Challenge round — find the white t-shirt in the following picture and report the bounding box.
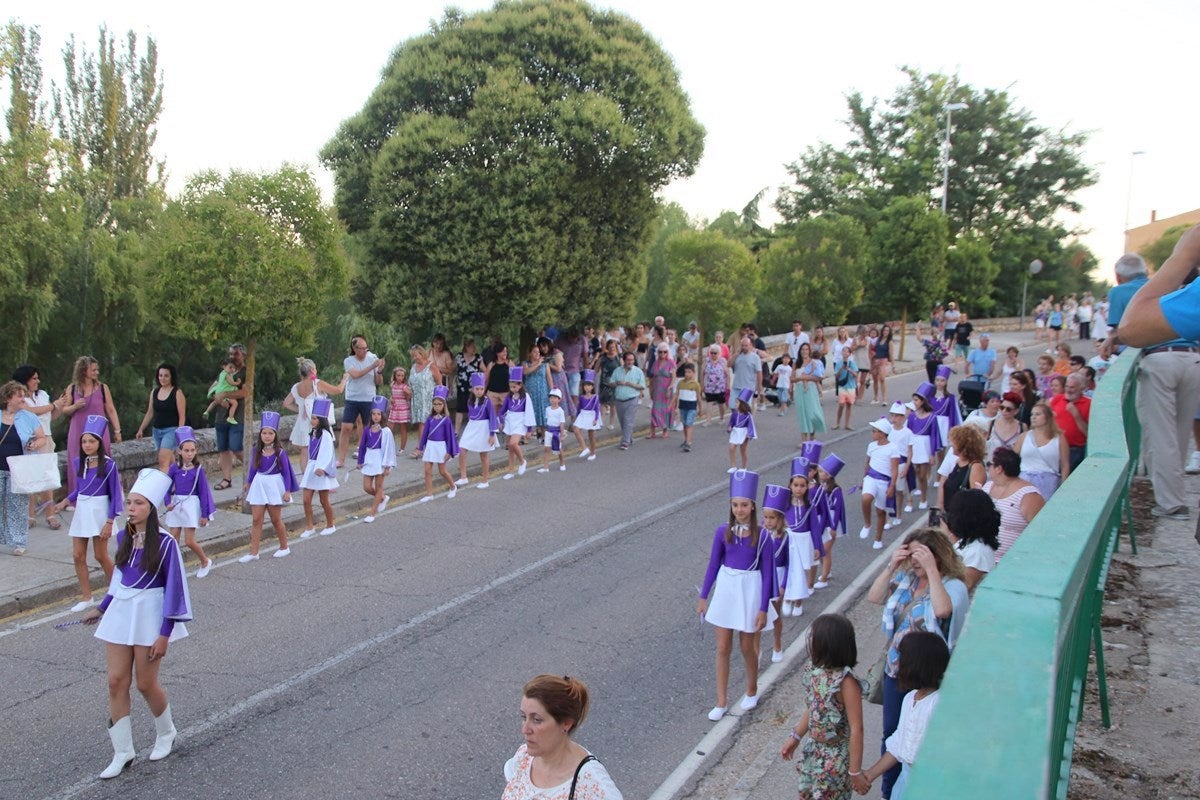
[888,426,915,461]
[24,389,52,435]
[544,405,567,428]
[785,331,810,360]
[868,440,899,475]
[682,330,700,354]
[956,538,996,572]
[773,364,794,388]
[343,352,381,401]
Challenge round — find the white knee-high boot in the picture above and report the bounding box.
[149,704,177,761]
[100,716,136,779]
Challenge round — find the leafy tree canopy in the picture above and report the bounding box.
[1139,224,1192,270]
[661,230,758,340]
[759,214,867,331]
[321,0,704,335]
[866,196,947,321]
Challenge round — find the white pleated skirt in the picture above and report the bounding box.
[246,474,289,506]
[784,534,814,602]
[502,413,527,436]
[729,427,749,446]
[361,449,386,477]
[95,586,187,646]
[164,495,202,528]
[936,416,950,447]
[69,495,110,538]
[911,435,932,464]
[704,565,779,633]
[422,441,448,464]
[459,419,495,453]
[573,411,602,431]
[300,462,338,491]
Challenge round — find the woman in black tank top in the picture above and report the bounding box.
[135,363,186,471]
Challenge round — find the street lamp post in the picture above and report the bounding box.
[1021,259,1044,330]
[941,102,969,215]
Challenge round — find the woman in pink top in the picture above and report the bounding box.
[983,447,1045,561]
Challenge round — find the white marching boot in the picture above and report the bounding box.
[149,704,177,761]
[100,716,136,778]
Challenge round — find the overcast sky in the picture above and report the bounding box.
[8,0,1197,281]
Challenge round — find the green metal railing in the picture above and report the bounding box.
[908,348,1141,799]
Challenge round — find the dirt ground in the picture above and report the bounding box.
[1068,480,1200,800]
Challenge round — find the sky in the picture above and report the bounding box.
[7,0,1198,281]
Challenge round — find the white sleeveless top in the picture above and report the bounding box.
[1019,434,1060,476]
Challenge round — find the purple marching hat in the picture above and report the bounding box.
[311,398,333,419]
[371,395,389,414]
[791,457,809,478]
[509,366,524,383]
[175,426,196,446]
[737,388,754,405]
[818,453,846,478]
[261,411,281,431]
[800,441,823,467]
[581,369,596,384]
[470,372,486,389]
[935,364,953,381]
[913,382,936,404]
[762,484,790,514]
[83,415,108,438]
[433,385,450,401]
[729,469,759,501]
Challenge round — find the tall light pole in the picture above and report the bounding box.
[941,102,969,215]
[1124,149,1145,235]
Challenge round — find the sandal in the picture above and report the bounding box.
[46,514,62,530]
[213,479,234,491]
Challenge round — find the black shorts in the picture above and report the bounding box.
[704,391,726,403]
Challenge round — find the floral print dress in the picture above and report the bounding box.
[797,663,860,800]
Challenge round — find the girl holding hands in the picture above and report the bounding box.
[299,398,338,539]
[55,415,121,611]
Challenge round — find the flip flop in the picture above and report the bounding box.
[46,514,62,530]
[213,479,233,491]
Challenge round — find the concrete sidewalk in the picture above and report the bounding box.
[0,327,1040,621]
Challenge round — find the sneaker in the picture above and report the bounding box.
[790,605,804,617]
[319,526,336,536]
[196,560,212,579]
[814,580,829,589]
[300,528,316,539]
[379,495,390,513]
[455,477,469,486]
[587,454,596,461]
[740,694,759,710]
[859,526,871,539]
[904,504,913,513]
[683,444,691,453]
[708,706,727,721]
[619,443,629,451]
[273,548,291,558]
[503,473,515,480]
[771,649,783,663]
[364,515,375,523]
[517,461,527,476]
[477,482,490,489]
[579,448,591,459]
[727,467,737,474]
[912,489,922,497]
[447,488,457,499]
[420,495,433,502]
[872,541,884,549]
[537,467,550,474]
[559,465,566,472]
[71,600,96,613]
[238,554,260,563]
[1151,505,1190,520]
[931,480,940,488]
[918,501,929,510]
[1188,451,1200,475]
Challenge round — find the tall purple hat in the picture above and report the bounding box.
[800,441,824,467]
[83,415,108,438]
[433,385,450,401]
[175,426,196,446]
[371,395,389,414]
[762,484,790,514]
[470,372,486,389]
[729,469,760,501]
[791,457,808,478]
[509,366,524,383]
[818,453,846,477]
[581,369,596,384]
[311,398,333,420]
[737,388,754,405]
[935,364,953,381]
[261,411,281,431]
[913,382,936,404]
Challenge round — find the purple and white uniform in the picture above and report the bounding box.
[783,501,816,602]
[357,426,397,476]
[460,399,500,452]
[931,393,961,450]
[420,414,460,464]
[245,450,299,506]
[573,395,602,431]
[94,529,192,646]
[164,463,217,529]
[728,410,757,446]
[67,458,123,538]
[699,524,778,634]
[823,486,847,543]
[502,393,536,437]
[906,412,940,464]
[301,429,338,491]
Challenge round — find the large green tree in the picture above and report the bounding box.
[758,215,867,331]
[1140,224,1192,270]
[661,230,758,340]
[636,201,694,323]
[945,234,998,316]
[321,0,704,335]
[778,68,1095,312]
[868,197,948,351]
[147,167,350,464]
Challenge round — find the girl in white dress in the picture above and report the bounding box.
[356,396,396,522]
[571,370,602,460]
[457,373,499,489]
[300,398,338,538]
[240,412,297,562]
[282,357,345,470]
[501,366,535,479]
[163,426,214,577]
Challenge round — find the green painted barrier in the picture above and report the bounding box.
[906,348,1141,799]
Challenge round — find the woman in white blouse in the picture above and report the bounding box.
[942,488,1001,592]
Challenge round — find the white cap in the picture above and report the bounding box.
[888,401,908,416]
[869,418,892,435]
[549,388,563,398]
[130,468,172,513]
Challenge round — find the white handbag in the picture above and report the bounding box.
[8,452,62,494]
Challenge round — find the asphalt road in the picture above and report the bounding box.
[0,352,1036,800]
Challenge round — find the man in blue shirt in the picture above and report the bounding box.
[1113,235,1200,520]
[965,333,996,383]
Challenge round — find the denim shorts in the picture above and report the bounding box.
[216,421,244,453]
[567,372,581,397]
[152,426,178,451]
[679,407,697,428]
[342,399,373,427]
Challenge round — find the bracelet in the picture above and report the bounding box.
[789,731,803,742]
[850,770,863,777]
